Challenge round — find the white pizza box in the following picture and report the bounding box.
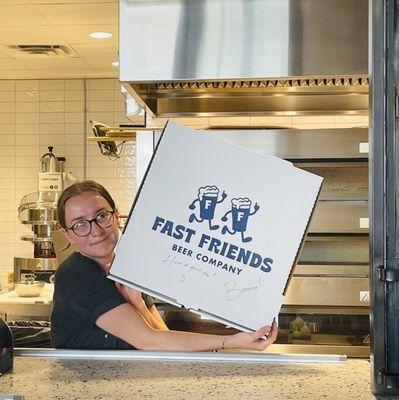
[108,122,323,332]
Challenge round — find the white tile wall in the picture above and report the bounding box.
[0,77,370,288]
[0,78,136,287]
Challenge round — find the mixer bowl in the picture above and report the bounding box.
[15,281,45,297]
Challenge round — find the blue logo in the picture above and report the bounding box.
[189,185,227,230]
[188,187,260,243]
[152,188,272,275]
[221,198,260,243]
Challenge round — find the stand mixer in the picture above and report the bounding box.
[14,147,75,283]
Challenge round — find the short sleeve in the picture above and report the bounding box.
[59,256,127,326]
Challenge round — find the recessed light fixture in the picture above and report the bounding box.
[89,31,113,39]
[111,61,119,67]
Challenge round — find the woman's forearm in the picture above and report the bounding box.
[136,322,277,352]
[140,328,229,351]
[97,303,277,352]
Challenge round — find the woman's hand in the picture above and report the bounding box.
[115,282,145,309]
[224,319,278,351]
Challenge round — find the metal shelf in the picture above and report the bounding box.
[87,136,135,142]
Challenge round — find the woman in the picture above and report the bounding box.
[51,180,278,351]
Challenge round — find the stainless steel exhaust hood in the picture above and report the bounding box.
[119,0,368,117]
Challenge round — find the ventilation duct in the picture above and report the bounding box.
[119,0,369,116]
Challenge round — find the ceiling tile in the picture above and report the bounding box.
[55,24,118,44]
[96,68,118,78]
[0,0,120,79]
[0,50,11,59]
[33,69,103,78]
[0,70,37,79]
[0,58,28,71]
[85,58,119,69]
[35,3,118,25]
[0,26,65,45]
[17,57,93,70]
[31,0,117,3]
[0,5,48,26]
[0,0,29,4]
[71,43,118,59]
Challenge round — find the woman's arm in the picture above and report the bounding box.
[115,283,168,331]
[96,303,278,352]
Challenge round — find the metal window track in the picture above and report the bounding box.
[14,348,346,364]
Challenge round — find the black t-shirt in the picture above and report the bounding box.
[51,252,153,350]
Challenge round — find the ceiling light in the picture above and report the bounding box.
[111,61,119,67]
[89,32,113,39]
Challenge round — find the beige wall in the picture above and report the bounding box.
[0,78,134,287]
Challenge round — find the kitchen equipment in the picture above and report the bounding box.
[14,147,75,283]
[0,284,54,321]
[14,281,45,298]
[0,317,13,375]
[126,0,371,358]
[119,0,368,117]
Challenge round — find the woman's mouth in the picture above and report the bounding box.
[90,236,109,246]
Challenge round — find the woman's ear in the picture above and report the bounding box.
[61,227,77,246]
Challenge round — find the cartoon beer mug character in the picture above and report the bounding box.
[189,185,227,230]
[221,197,260,243]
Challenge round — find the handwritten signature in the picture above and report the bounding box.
[222,277,261,301]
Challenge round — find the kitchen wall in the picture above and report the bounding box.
[0,77,369,288]
[0,78,133,287]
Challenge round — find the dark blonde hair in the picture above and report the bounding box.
[57,180,116,229]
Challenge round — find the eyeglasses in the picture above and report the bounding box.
[66,210,115,237]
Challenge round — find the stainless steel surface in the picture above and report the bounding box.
[0,303,52,320]
[18,191,59,259]
[309,201,368,234]
[18,191,58,226]
[293,264,369,277]
[216,128,368,160]
[288,263,369,309]
[129,79,369,117]
[299,237,369,264]
[120,0,367,81]
[284,277,369,307]
[19,208,58,226]
[14,257,58,283]
[300,164,368,201]
[120,0,368,116]
[14,348,347,363]
[14,257,57,271]
[280,306,370,316]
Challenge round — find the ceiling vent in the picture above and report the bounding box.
[2,45,79,59]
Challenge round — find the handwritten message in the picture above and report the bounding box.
[159,252,262,301]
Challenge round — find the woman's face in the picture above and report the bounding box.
[62,191,119,267]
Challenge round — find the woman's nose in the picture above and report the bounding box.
[90,220,104,235]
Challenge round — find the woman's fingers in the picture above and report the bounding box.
[255,320,278,350]
[252,325,272,339]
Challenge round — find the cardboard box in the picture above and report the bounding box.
[108,123,323,331]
